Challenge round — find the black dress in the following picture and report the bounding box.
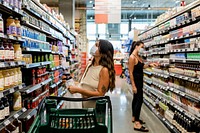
[132,56,144,121]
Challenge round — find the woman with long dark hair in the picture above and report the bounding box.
[68,39,115,108]
[128,41,158,132]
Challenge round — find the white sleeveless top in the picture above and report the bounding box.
[80,65,103,108]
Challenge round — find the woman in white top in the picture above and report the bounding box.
[68,39,115,108]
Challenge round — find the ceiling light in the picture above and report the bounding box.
[89,0,93,3]
[90,16,93,19]
[148,5,151,10]
[132,1,137,4]
[175,0,180,3]
[134,16,136,19]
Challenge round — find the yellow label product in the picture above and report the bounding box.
[6,16,16,36]
[14,43,22,61]
[13,91,22,111]
[0,71,4,90]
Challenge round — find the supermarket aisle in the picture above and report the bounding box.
[107,77,170,133]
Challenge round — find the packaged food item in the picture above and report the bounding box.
[0,100,5,122]
[8,41,14,61]
[14,43,22,61]
[17,67,22,84]
[0,14,4,33]
[13,91,22,111]
[0,70,4,91]
[15,18,21,37]
[0,42,4,62]
[2,70,10,89]
[6,16,16,36]
[2,97,10,118]
[4,42,10,61]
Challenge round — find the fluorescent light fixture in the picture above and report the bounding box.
[175,0,180,3]
[90,16,93,19]
[132,1,137,4]
[148,4,151,10]
[89,0,93,3]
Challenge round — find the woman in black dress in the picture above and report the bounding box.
[128,41,158,132]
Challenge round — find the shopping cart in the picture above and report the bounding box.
[28,96,113,133]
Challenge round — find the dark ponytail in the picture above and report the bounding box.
[129,41,144,56]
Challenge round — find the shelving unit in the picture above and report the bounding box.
[0,0,81,132]
[139,1,200,132]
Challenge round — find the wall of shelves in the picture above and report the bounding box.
[139,1,200,132]
[0,0,81,132]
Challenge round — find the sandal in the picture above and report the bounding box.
[132,119,146,124]
[134,126,149,132]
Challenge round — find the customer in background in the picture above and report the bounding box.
[68,39,115,108]
[128,41,158,132]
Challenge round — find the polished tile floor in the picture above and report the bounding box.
[107,77,170,133]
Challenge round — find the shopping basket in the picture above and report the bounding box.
[28,96,113,133]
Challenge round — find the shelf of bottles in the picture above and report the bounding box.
[0,0,80,132]
[139,1,200,132]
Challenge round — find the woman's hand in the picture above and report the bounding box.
[149,62,159,67]
[68,86,79,94]
[132,86,137,94]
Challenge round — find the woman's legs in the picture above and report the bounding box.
[132,93,137,121]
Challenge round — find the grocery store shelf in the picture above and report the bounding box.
[36,72,49,77]
[152,82,168,91]
[169,72,200,83]
[169,48,200,53]
[139,0,200,36]
[50,66,61,71]
[144,83,200,120]
[167,87,200,103]
[0,108,27,131]
[19,108,37,121]
[50,80,62,88]
[144,79,152,85]
[21,21,51,35]
[0,83,25,98]
[0,1,23,16]
[144,99,180,133]
[25,61,51,68]
[152,72,169,78]
[22,36,50,45]
[0,61,26,69]
[0,33,24,42]
[20,78,52,94]
[170,58,200,64]
[58,90,67,97]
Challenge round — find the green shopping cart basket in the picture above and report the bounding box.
[28,96,113,133]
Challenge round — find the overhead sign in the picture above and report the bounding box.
[95,0,121,24]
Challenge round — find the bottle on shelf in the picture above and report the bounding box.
[6,16,16,36]
[0,13,4,34]
[17,67,22,84]
[9,69,15,87]
[0,99,5,122]
[13,43,22,61]
[2,70,10,89]
[15,18,21,37]
[8,41,14,61]
[4,42,10,61]
[13,91,22,111]
[2,97,10,119]
[0,41,5,62]
[0,70,4,91]
[14,68,18,85]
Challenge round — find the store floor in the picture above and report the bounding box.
[107,77,170,133]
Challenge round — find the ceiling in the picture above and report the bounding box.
[75,0,195,20]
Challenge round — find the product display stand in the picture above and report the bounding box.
[139,1,200,132]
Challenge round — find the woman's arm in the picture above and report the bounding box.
[143,62,159,69]
[68,67,110,97]
[128,56,137,93]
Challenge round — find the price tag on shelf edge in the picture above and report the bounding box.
[0,93,3,98]
[22,108,27,112]
[14,113,19,119]
[4,120,10,126]
[10,88,14,93]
